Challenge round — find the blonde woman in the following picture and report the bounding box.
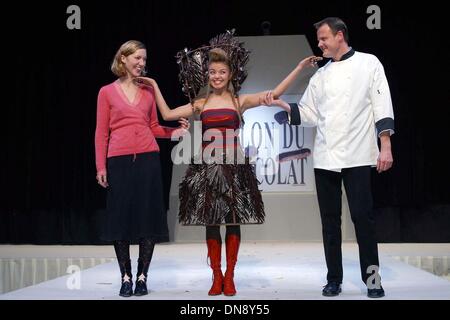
[95,40,189,297]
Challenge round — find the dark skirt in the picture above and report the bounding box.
[178,155,265,226]
[100,152,169,242]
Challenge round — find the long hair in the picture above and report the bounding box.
[110,40,146,77]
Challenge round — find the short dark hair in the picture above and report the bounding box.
[314,17,349,43]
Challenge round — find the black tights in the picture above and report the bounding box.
[138,238,155,263]
[113,240,130,263]
[206,225,241,243]
[113,238,155,263]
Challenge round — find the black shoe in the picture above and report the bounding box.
[134,278,148,296]
[367,286,385,298]
[134,258,150,296]
[119,279,133,297]
[322,282,342,297]
[117,259,133,297]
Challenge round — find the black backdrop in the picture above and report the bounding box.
[1,0,449,244]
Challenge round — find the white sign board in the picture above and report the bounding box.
[238,35,317,192]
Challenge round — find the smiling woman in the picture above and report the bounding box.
[110,40,147,78]
[94,40,189,298]
[132,30,319,297]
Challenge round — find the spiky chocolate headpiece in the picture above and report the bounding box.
[175,29,250,102]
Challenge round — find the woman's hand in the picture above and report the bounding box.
[178,117,190,130]
[96,173,108,188]
[172,117,190,139]
[134,77,156,88]
[298,55,323,69]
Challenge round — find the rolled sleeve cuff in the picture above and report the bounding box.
[376,117,395,137]
[288,103,301,125]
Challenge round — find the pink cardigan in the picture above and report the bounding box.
[95,81,177,175]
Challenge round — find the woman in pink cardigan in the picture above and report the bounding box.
[95,40,188,297]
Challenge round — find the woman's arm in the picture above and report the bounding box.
[94,87,110,187]
[272,56,322,98]
[239,56,321,112]
[136,77,193,121]
[148,96,190,139]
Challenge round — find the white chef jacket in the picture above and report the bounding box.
[296,50,395,172]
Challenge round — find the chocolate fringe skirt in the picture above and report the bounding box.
[179,153,265,226]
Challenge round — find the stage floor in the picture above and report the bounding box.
[1,242,449,300]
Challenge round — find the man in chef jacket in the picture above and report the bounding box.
[272,17,394,298]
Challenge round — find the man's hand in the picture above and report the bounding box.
[377,133,393,173]
[260,91,291,113]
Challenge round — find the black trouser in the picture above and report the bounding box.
[315,166,380,285]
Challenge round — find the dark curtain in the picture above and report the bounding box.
[1,0,449,244]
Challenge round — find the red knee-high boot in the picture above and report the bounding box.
[207,239,223,295]
[223,234,240,296]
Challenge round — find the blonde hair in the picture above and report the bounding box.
[195,48,242,122]
[110,40,146,77]
[208,47,230,66]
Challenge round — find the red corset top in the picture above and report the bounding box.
[201,108,240,149]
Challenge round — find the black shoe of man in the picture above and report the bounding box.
[367,286,385,298]
[322,282,342,297]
